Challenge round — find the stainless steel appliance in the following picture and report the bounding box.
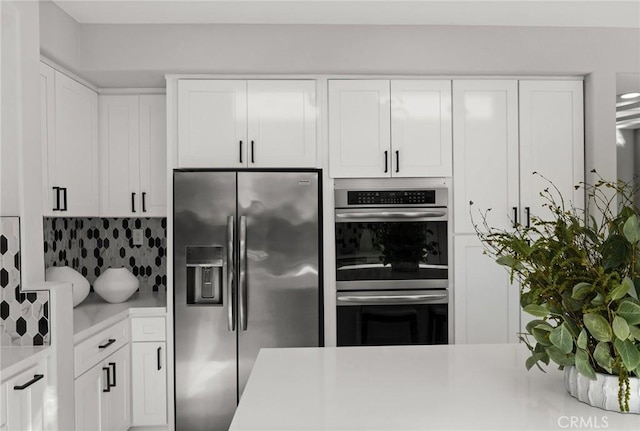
[174,170,322,431]
[334,179,449,346]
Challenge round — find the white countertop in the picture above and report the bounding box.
[230,344,640,431]
[73,291,166,342]
[0,346,51,378]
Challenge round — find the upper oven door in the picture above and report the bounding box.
[335,208,448,290]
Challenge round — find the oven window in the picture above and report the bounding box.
[337,303,448,346]
[335,221,448,281]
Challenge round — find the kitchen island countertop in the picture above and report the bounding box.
[230,344,640,431]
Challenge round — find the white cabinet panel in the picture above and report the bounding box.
[40,63,56,217]
[139,95,167,216]
[453,80,519,233]
[391,80,452,177]
[247,80,316,167]
[519,80,584,224]
[5,361,47,431]
[329,80,391,177]
[132,342,167,426]
[454,235,520,344]
[53,71,99,216]
[103,345,130,431]
[178,80,247,168]
[74,362,104,431]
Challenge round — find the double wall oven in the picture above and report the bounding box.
[335,180,450,347]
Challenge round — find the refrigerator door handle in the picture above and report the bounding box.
[227,216,235,332]
[239,215,248,331]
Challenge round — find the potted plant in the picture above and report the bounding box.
[475,171,640,413]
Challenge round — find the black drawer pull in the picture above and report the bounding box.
[142,192,147,212]
[103,367,111,392]
[250,140,255,163]
[395,150,400,173]
[53,187,60,211]
[239,140,243,163]
[157,346,162,370]
[99,338,116,349]
[13,374,44,390]
[62,187,68,211]
[109,362,116,387]
[384,151,388,173]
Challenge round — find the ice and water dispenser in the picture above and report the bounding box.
[186,246,224,305]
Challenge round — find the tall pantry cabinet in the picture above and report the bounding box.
[453,79,584,344]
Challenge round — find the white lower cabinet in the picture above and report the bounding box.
[2,359,48,431]
[453,235,520,344]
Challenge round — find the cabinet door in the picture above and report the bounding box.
[5,362,47,431]
[132,342,167,426]
[99,95,140,217]
[40,63,57,216]
[54,71,99,216]
[519,80,584,223]
[75,363,105,431]
[454,235,520,344]
[328,80,391,178]
[247,80,316,167]
[391,80,452,177]
[103,345,131,431]
[177,80,247,168]
[139,95,167,216]
[453,80,519,234]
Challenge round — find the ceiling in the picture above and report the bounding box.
[53,0,640,27]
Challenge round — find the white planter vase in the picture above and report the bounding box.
[94,267,139,303]
[45,266,90,307]
[564,366,640,413]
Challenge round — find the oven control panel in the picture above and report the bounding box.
[347,190,436,205]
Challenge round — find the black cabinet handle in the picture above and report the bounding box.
[53,187,60,211]
[251,140,255,163]
[13,374,44,390]
[99,338,116,349]
[512,207,518,228]
[157,346,162,370]
[384,151,388,173]
[62,188,68,211]
[102,367,111,392]
[395,150,400,173]
[525,207,531,228]
[131,192,136,213]
[239,140,243,163]
[142,192,147,212]
[108,362,116,387]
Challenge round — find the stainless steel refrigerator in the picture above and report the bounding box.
[173,170,322,431]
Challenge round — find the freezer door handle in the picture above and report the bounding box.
[239,215,248,331]
[227,216,235,332]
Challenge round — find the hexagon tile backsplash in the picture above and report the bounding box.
[43,217,167,293]
[1,217,50,346]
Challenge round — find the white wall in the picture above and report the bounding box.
[2,0,45,284]
[39,0,80,73]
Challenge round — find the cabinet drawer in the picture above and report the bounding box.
[75,319,129,378]
[131,317,166,342]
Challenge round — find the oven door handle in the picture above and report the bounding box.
[337,293,448,305]
[335,210,447,221]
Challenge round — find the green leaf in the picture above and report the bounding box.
[614,338,640,371]
[523,304,550,318]
[601,234,632,271]
[525,352,548,372]
[577,329,588,350]
[608,279,631,301]
[572,282,592,300]
[584,313,613,342]
[591,292,605,306]
[526,319,548,333]
[496,255,522,269]
[545,346,575,366]
[613,315,630,340]
[532,326,552,346]
[575,348,597,380]
[623,214,640,243]
[617,301,640,325]
[630,325,640,341]
[594,342,613,373]
[549,323,574,354]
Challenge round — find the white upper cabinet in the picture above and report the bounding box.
[177,80,316,168]
[453,80,519,234]
[99,94,167,217]
[519,80,584,223]
[328,80,391,177]
[329,79,452,178]
[41,67,99,216]
[391,80,452,177]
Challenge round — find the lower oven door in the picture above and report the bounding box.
[336,290,448,347]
